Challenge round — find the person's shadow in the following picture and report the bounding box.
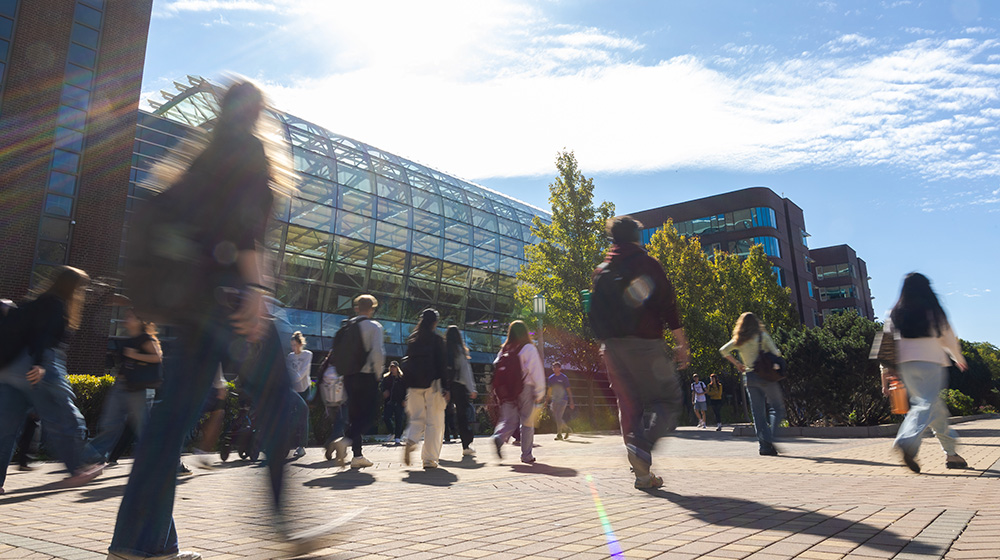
[303,469,375,490]
[402,467,458,487]
[643,491,939,556]
[509,463,578,477]
[438,456,486,470]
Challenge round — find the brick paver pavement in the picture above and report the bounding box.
[3,418,1000,559]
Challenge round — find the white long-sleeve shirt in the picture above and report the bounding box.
[287,349,313,393]
[494,343,545,401]
[358,318,386,377]
[884,317,966,368]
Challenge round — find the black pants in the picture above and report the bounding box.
[344,374,378,457]
[382,400,405,439]
[709,399,724,424]
[451,383,475,449]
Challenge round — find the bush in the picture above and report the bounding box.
[941,389,976,416]
[67,374,115,434]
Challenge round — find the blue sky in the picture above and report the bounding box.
[141,0,1000,344]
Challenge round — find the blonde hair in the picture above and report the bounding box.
[503,320,532,349]
[354,294,378,312]
[732,312,762,346]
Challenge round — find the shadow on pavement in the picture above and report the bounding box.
[74,474,193,504]
[438,457,486,470]
[781,455,899,468]
[643,491,932,555]
[402,467,458,487]
[303,469,375,490]
[291,460,345,470]
[509,463,578,477]
[952,428,1000,438]
[551,438,592,445]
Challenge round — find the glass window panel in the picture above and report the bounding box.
[38,217,71,241]
[54,127,84,153]
[288,127,329,155]
[67,42,96,68]
[338,189,374,217]
[332,145,369,169]
[497,276,516,295]
[498,237,522,258]
[493,203,516,220]
[409,255,440,281]
[499,255,521,275]
[472,210,498,233]
[335,210,373,242]
[36,240,67,264]
[436,304,465,327]
[368,270,404,296]
[371,247,407,274]
[372,158,405,181]
[380,321,403,345]
[293,147,334,180]
[264,222,285,251]
[60,84,90,110]
[44,194,73,217]
[410,188,442,214]
[497,218,521,239]
[337,163,373,193]
[444,220,471,244]
[375,297,404,323]
[495,296,515,316]
[469,269,497,292]
[333,238,371,267]
[468,291,495,311]
[0,17,12,38]
[290,200,334,232]
[466,191,494,212]
[407,278,437,301]
[74,3,102,28]
[438,183,467,203]
[284,225,330,258]
[443,240,471,265]
[374,222,410,251]
[411,209,443,234]
[276,280,321,310]
[71,22,99,49]
[407,172,437,192]
[283,253,325,282]
[473,249,498,270]
[80,0,105,11]
[272,194,291,222]
[331,264,366,291]
[320,289,355,316]
[690,216,712,236]
[473,229,498,251]
[48,171,77,196]
[57,105,87,131]
[442,199,471,222]
[376,176,410,204]
[284,308,322,337]
[440,263,470,287]
[377,198,410,227]
[753,207,777,228]
[733,209,752,230]
[410,233,443,259]
[296,176,337,205]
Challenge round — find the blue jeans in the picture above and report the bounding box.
[323,404,347,446]
[745,371,785,449]
[0,349,90,488]
[86,382,153,462]
[492,384,538,461]
[894,361,958,456]
[109,309,296,557]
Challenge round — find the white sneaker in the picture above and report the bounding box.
[350,456,373,468]
[462,447,476,456]
[422,460,438,469]
[333,438,350,467]
[293,446,306,459]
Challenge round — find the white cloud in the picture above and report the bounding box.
[158,0,279,15]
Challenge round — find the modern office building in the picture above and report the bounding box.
[628,187,820,326]
[809,244,874,322]
[0,0,155,374]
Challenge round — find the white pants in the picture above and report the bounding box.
[405,384,447,463]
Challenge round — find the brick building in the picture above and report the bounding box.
[809,244,874,323]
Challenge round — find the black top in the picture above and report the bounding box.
[22,294,70,366]
[403,334,448,391]
[380,374,407,403]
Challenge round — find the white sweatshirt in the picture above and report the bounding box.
[884,317,966,368]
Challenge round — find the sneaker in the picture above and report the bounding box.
[423,460,438,469]
[350,456,373,469]
[105,460,118,467]
[325,441,335,461]
[554,433,562,440]
[176,462,193,476]
[59,463,103,488]
[520,456,536,464]
[895,446,920,473]
[462,447,476,457]
[492,436,503,460]
[512,439,521,446]
[634,472,664,489]
[280,507,364,558]
[402,441,417,466]
[333,437,350,467]
[716,424,722,431]
[759,443,778,456]
[293,446,306,459]
[107,551,203,560]
[393,438,401,446]
[946,454,968,469]
[18,464,36,471]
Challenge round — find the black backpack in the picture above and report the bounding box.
[331,316,370,377]
[0,300,25,369]
[589,252,643,340]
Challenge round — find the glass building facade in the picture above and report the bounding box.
[124,78,551,364]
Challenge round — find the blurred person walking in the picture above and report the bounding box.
[589,216,689,489]
[880,272,968,473]
[287,331,313,459]
[402,309,448,469]
[0,266,104,494]
[318,352,347,461]
[547,362,575,440]
[720,312,785,456]
[380,361,406,445]
[490,320,545,464]
[707,373,724,431]
[446,325,478,456]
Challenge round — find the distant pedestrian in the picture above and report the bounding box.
[317,353,348,461]
[287,331,313,459]
[881,272,967,473]
[707,373,724,430]
[720,312,784,456]
[589,216,689,490]
[402,309,449,469]
[380,361,406,445]
[547,362,575,440]
[490,320,545,464]
[691,374,708,428]
[446,325,478,456]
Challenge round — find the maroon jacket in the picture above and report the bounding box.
[596,243,682,339]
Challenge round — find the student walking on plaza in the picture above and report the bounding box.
[287,331,313,459]
[490,320,545,464]
[0,266,104,495]
[707,373,724,431]
[380,361,406,445]
[402,309,449,469]
[589,216,689,489]
[446,325,478,456]
[317,352,348,461]
[691,374,708,428]
[547,361,575,440]
[881,272,968,473]
[720,312,785,456]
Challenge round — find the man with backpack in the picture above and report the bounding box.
[590,216,690,490]
[328,294,385,468]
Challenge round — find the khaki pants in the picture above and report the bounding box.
[405,383,447,463]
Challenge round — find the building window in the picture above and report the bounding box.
[807,281,813,298]
[800,228,809,247]
[804,255,812,273]
[818,285,856,302]
[727,236,781,258]
[771,266,784,287]
[815,263,851,281]
[0,0,18,116]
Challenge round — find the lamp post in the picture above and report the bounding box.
[532,293,547,370]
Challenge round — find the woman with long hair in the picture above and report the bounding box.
[446,325,478,456]
[883,273,967,473]
[0,266,104,494]
[491,320,545,464]
[402,308,449,468]
[287,331,313,459]
[720,312,785,456]
[109,81,305,560]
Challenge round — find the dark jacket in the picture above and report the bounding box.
[595,242,682,339]
[380,373,407,403]
[22,294,71,366]
[403,333,448,391]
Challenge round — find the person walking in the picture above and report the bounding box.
[446,325,478,456]
[707,373,724,431]
[380,361,406,445]
[287,331,313,459]
[490,320,545,464]
[691,374,708,428]
[589,216,689,490]
[547,362,575,440]
[317,353,348,461]
[0,266,104,495]
[402,309,449,469]
[881,272,968,473]
[720,312,784,456]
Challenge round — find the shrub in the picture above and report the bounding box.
[67,374,115,434]
[941,389,975,416]
[977,404,997,414]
